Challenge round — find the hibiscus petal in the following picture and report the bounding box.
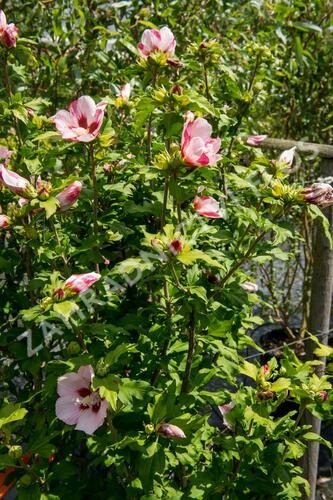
[56,396,82,425]
[75,405,107,435]
[159,26,176,54]
[57,372,90,397]
[77,365,94,384]
[188,118,212,141]
[70,96,96,127]
[53,110,78,131]
[183,137,205,166]
[0,10,7,30]
[141,29,155,53]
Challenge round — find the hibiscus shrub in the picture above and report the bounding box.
[0,2,332,500]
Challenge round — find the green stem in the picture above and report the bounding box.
[3,50,23,146]
[89,143,99,273]
[169,261,181,288]
[70,318,87,352]
[161,176,169,229]
[181,308,196,394]
[219,231,266,288]
[50,219,69,274]
[151,279,172,385]
[147,66,158,164]
[203,62,210,101]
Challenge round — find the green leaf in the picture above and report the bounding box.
[295,36,304,66]
[0,404,27,429]
[240,360,258,380]
[98,386,118,411]
[33,131,61,142]
[138,440,165,492]
[271,378,291,392]
[118,379,152,405]
[53,301,78,321]
[178,249,222,268]
[39,197,60,219]
[313,344,333,357]
[303,432,332,448]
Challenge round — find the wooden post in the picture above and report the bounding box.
[242,136,333,158]
[301,158,333,500]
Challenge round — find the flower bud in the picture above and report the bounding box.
[319,390,328,401]
[103,163,111,174]
[169,239,183,256]
[0,11,18,49]
[302,183,333,208]
[145,424,154,435]
[194,196,223,218]
[156,422,186,439]
[56,181,82,211]
[218,401,235,430]
[36,177,51,201]
[8,445,23,460]
[258,390,276,400]
[171,84,182,95]
[0,214,10,228]
[64,272,101,294]
[206,271,221,285]
[53,288,65,299]
[95,358,111,377]
[0,165,36,198]
[278,146,296,167]
[67,341,81,355]
[246,135,267,146]
[0,146,12,164]
[241,281,258,293]
[19,474,32,487]
[261,364,269,375]
[118,83,131,102]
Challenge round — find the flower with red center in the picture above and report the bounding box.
[156,423,186,439]
[246,135,267,146]
[218,401,235,430]
[278,146,296,167]
[138,26,176,58]
[53,96,107,143]
[181,115,221,168]
[56,181,82,211]
[55,365,109,435]
[0,214,10,228]
[302,183,333,208]
[194,195,223,218]
[0,10,18,48]
[241,281,258,293]
[0,165,36,197]
[169,239,183,256]
[64,272,101,294]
